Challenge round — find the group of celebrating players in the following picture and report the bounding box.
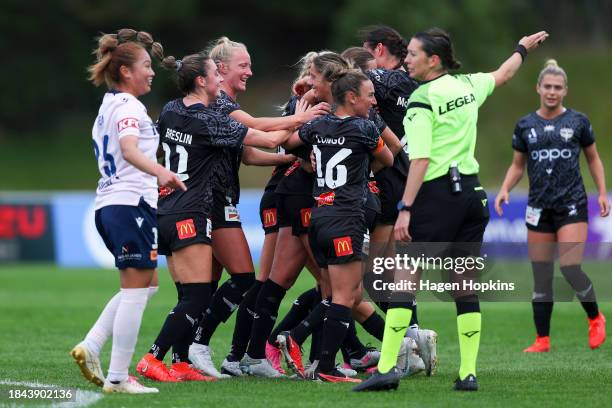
[69,23,607,395]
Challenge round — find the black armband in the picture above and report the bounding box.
[514,44,528,62]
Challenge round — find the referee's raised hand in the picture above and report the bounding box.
[519,31,549,52]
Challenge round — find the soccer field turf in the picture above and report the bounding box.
[0,264,610,407]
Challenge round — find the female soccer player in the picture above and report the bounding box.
[71,28,184,394]
[185,38,328,377]
[355,28,549,392]
[296,69,393,381]
[495,59,608,353]
[135,50,293,382]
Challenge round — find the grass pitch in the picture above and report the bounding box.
[0,264,610,407]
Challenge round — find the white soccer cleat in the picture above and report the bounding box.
[415,329,438,376]
[70,341,105,387]
[349,348,380,371]
[188,344,231,379]
[337,363,358,378]
[221,358,244,377]
[240,354,286,378]
[103,376,158,394]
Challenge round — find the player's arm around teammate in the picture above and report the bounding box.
[71,29,183,394]
[495,60,608,353]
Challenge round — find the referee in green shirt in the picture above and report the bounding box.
[354,27,548,392]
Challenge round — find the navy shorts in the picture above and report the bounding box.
[94,197,158,270]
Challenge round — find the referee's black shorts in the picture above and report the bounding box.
[410,174,489,251]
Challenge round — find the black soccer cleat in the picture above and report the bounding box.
[352,366,401,392]
[453,374,478,391]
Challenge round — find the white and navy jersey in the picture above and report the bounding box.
[157,98,248,215]
[92,91,159,210]
[209,91,243,203]
[299,114,383,218]
[512,109,595,210]
[367,68,417,177]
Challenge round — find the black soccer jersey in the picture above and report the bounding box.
[265,95,301,192]
[157,98,248,215]
[299,114,383,218]
[367,68,417,176]
[209,91,243,203]
[512,108,595,210]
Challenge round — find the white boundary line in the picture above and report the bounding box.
[0,380,102,408]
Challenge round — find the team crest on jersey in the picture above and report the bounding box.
[315,191,335,207]
[333,236,353,257]
[559,128,574,142]
[528,128,538,144]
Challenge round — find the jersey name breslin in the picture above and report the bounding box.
[165,128,193,145]
[438,93,476,115]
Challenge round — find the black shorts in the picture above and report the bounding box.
[309,215,369,268]
[211,190,242,230]
[525,204,588,233]
[260,189,280,235]
[374,168,406,225]
[158,212,212,256]
[365,187,381,233]
[277,193,314,237]
[410,175,489,244]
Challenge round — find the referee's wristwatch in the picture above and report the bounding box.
[397,200,412,213]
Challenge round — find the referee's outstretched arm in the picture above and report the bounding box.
[491,31,549,87]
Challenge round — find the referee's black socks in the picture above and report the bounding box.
[150,282,211,361]
[245,279,287,359]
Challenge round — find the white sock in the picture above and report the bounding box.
[107,288,149,383]
[84,292,121,356]
[148,286,159,300]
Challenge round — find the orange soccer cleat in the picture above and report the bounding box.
[136,353,182,382]
[523,336,550,353]
[588,312,606,350]
[277,331,305,377]
[170,362,217,382]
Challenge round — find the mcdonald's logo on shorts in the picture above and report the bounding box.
[300,208,311,228]
[333,236,353,257]
[263,208,277,228]
[176,219,196,240]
